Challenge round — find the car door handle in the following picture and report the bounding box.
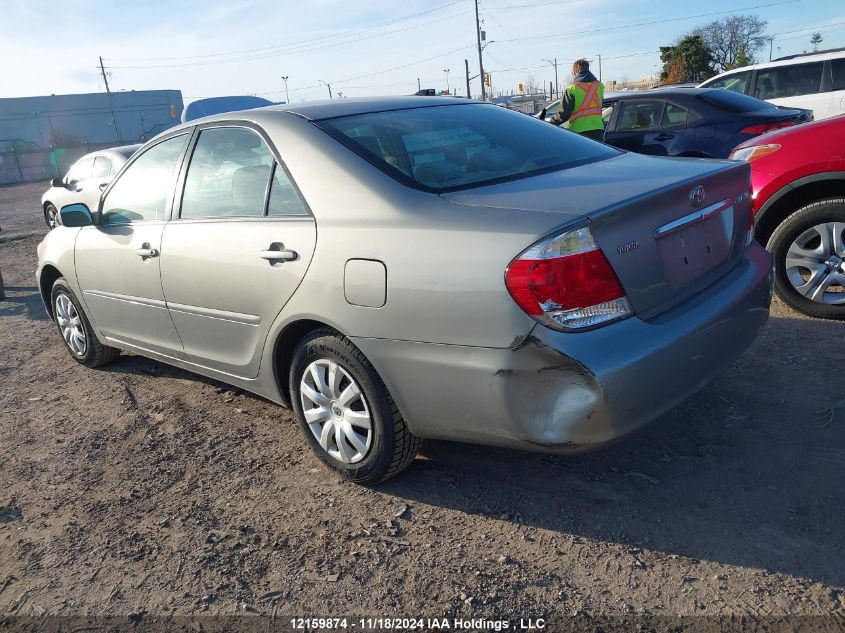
[98,182,108,191]
[136,243,159,259]
[259,246,298,262]
[654,133,675,141]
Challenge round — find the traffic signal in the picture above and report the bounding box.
[484,73,491,87]
[518,82,524,92]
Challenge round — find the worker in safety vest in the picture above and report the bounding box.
[551,58,605,141]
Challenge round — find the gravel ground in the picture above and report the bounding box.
[0,182,844,625]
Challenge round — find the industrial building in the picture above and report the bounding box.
[0,89,183,185]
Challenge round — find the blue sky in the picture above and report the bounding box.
[1,0,843,103]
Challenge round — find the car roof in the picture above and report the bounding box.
[265,95,472,121]
[604,88,711,101]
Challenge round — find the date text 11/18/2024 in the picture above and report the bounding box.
[289,617,547,630]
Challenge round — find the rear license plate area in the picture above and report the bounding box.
[656,204,733,288]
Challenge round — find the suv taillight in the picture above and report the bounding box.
[505,225,633,331]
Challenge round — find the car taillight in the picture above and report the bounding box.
[729,143,781,162]
[505,225,633,330]
[739,121,794,135]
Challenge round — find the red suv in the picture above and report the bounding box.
[730,115,845,318]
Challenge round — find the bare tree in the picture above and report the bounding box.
[694,14,768,71]
[525,74,538,95]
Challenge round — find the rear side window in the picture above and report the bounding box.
[698,89,775,113]
[661,102,689,126]
[92,156,111,179]
[181,127,274,219]
[268,163,308,216]
[66,158,94,183]
[832,57,845,91]
[754,62,824,99]
[101,134,188,225]
[318,103,618,192]
[703,71,749,94]
[616,100,666,131]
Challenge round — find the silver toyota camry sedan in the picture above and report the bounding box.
[36,97,773,483]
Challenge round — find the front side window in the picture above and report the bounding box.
[92,156,111,179]
[703,71,749,94]
[101,134,188,225]
[754,62,824,99]
[319,103,618,192]
[180,127,274,219]
[616,100,666,131]
[66,157,94,183]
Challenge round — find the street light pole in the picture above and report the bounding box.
[465,59,471,99]
[543,58,559,98]
[443,68,450,94]
[319,80,333,99]
[281,75,289,104]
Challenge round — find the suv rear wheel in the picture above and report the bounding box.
[289,329,420,484]
[768,198,845,319]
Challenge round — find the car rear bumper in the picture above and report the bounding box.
[352,242,773,452]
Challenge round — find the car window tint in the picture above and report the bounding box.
[832,58,845,91]
[661,102,688,126]
[101,134,188,225]
[754,62,824,99]
[92,157,111,179]
[319,103,618,192]
[703,71,749,94]
[267,163,308,217]
[181,127,274,219]
[616,100,666,131]
[66,158,94,183]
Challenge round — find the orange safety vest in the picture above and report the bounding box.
[566,81,604,133]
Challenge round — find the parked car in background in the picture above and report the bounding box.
[41,145,140,228]
[600,89,811,158]
[37,97,772,483]
[698,48,845,120]
[730,114,845,319]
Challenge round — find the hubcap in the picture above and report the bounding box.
[47,206,57,229]
[299,359,372,464]
[55,294,87,356]
[785,221,845,305]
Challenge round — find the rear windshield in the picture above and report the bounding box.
[317,103,619,192]
[698,89,775,113]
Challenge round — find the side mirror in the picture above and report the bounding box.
[59,203,93,227]
[51,177,64,188]
[536,107,547,120]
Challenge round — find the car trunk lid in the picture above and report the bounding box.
[441,152,753,319]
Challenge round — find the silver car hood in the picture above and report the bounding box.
[440,152,735,215]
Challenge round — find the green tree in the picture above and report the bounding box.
[727,45,752,70]
[693,14,768,71]
[660,35,713,83]
[810,32,823,51]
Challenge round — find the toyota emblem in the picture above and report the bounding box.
[690,185,706,207]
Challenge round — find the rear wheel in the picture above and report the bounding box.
[44,203,58,229]
[289,329,420,484]
[50,278,120,367]
[768,198,845,319]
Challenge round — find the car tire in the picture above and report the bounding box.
[50,277,120,367]
[44,203,59,229]
[768,197,845,319]
[289,328,420,484]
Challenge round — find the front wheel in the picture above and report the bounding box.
[44,203,58,229]
[768,198,845,319]
[50,278,120,367]
[289,329,420,484]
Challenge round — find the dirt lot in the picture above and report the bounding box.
[0,182,844,626]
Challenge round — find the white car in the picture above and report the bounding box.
[698,49,845,120]
[41,145,140,229]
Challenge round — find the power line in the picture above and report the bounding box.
[495,0,799,43]
[110,0,468,63]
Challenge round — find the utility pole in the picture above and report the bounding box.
[597,54,602,82]
[319,80,333,99]
[417,77,421,91]
[769,38,774,61]
[281,76,289,104]
[99,56,121,142]
[443,68,450,94]
[474,0,486,101]
[465,59,471,99]
[543,57,559,98]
